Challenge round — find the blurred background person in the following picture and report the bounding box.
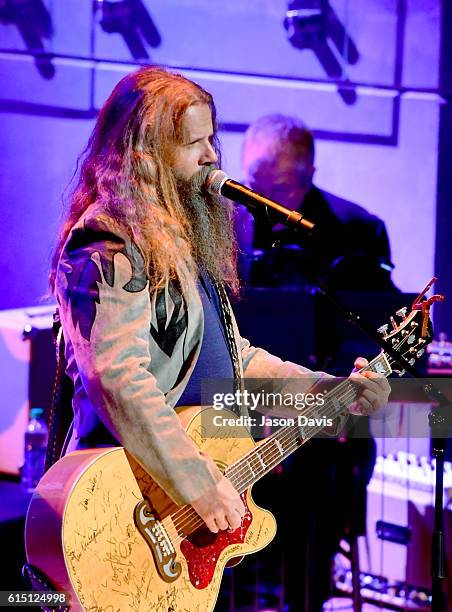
[240,113,396,292]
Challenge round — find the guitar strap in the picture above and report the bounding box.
[44,308,74,473]
[22,564,69,612]
[213,280,243,416]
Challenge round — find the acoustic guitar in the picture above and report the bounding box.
[25,280,440,611]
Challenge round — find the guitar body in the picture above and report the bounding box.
[25,407,277,611]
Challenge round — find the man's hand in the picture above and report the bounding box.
[191,476,246,533]
[347,357,391,416]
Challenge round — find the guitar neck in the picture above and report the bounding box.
[170,353,392,538]
[225,352,392,494]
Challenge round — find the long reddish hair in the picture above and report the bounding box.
[50,66,238,292]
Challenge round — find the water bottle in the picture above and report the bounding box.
[21,407,49,492]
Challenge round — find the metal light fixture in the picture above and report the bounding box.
[94,0,134,34]
[284,0,328,48]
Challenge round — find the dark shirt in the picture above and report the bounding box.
[252,185,395,290]
[177,275,234,406]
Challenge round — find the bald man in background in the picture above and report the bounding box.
[240,114,396,292]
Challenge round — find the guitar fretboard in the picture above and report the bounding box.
[225,353,392,494]
[171,353,392,539]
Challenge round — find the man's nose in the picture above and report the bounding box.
[200,141,218,165]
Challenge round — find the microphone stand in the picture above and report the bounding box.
[243,205,450,610]
[424,383,452,612]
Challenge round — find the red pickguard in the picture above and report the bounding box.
[179,493,252,589]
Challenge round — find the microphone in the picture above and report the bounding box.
[205,168,315,233]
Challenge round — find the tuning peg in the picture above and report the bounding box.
[393,368,406,377]
[377,324,389,336]
[396,307,408,319]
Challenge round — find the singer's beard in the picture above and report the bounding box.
[175,167,239,293]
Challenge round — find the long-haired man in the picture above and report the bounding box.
[51,66,390,536]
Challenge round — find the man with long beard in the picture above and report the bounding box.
[51,67,389,549]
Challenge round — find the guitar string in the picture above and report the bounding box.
[166,374,377,540]
[165,354,386,535]
[164,352,395,540]
[164,385,370,544]
[150,321,418,541]
[223,345,410,491]
[163,401,348,542]
[195,338,412,500]
[164,358,405,545]
[164,347,411,542]
[166,381,357,536]
[165,366,389,541]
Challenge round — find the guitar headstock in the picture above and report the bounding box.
[376,278,444,376]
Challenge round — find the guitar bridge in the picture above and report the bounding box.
[134,500,182,583]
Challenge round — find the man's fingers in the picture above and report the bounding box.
[352,357,391,400]
[227,511,242,531]
[348,368,391,416]
[349,372,381,397]
[363,372,391,401]
[214,513,229,531]
[353,357,369,371]
[348,398,372,416]
[191,477,246,533]
[213,510,243,532]
[204,515,219,533]
[350,371,390,396]
[356,392,377,415]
